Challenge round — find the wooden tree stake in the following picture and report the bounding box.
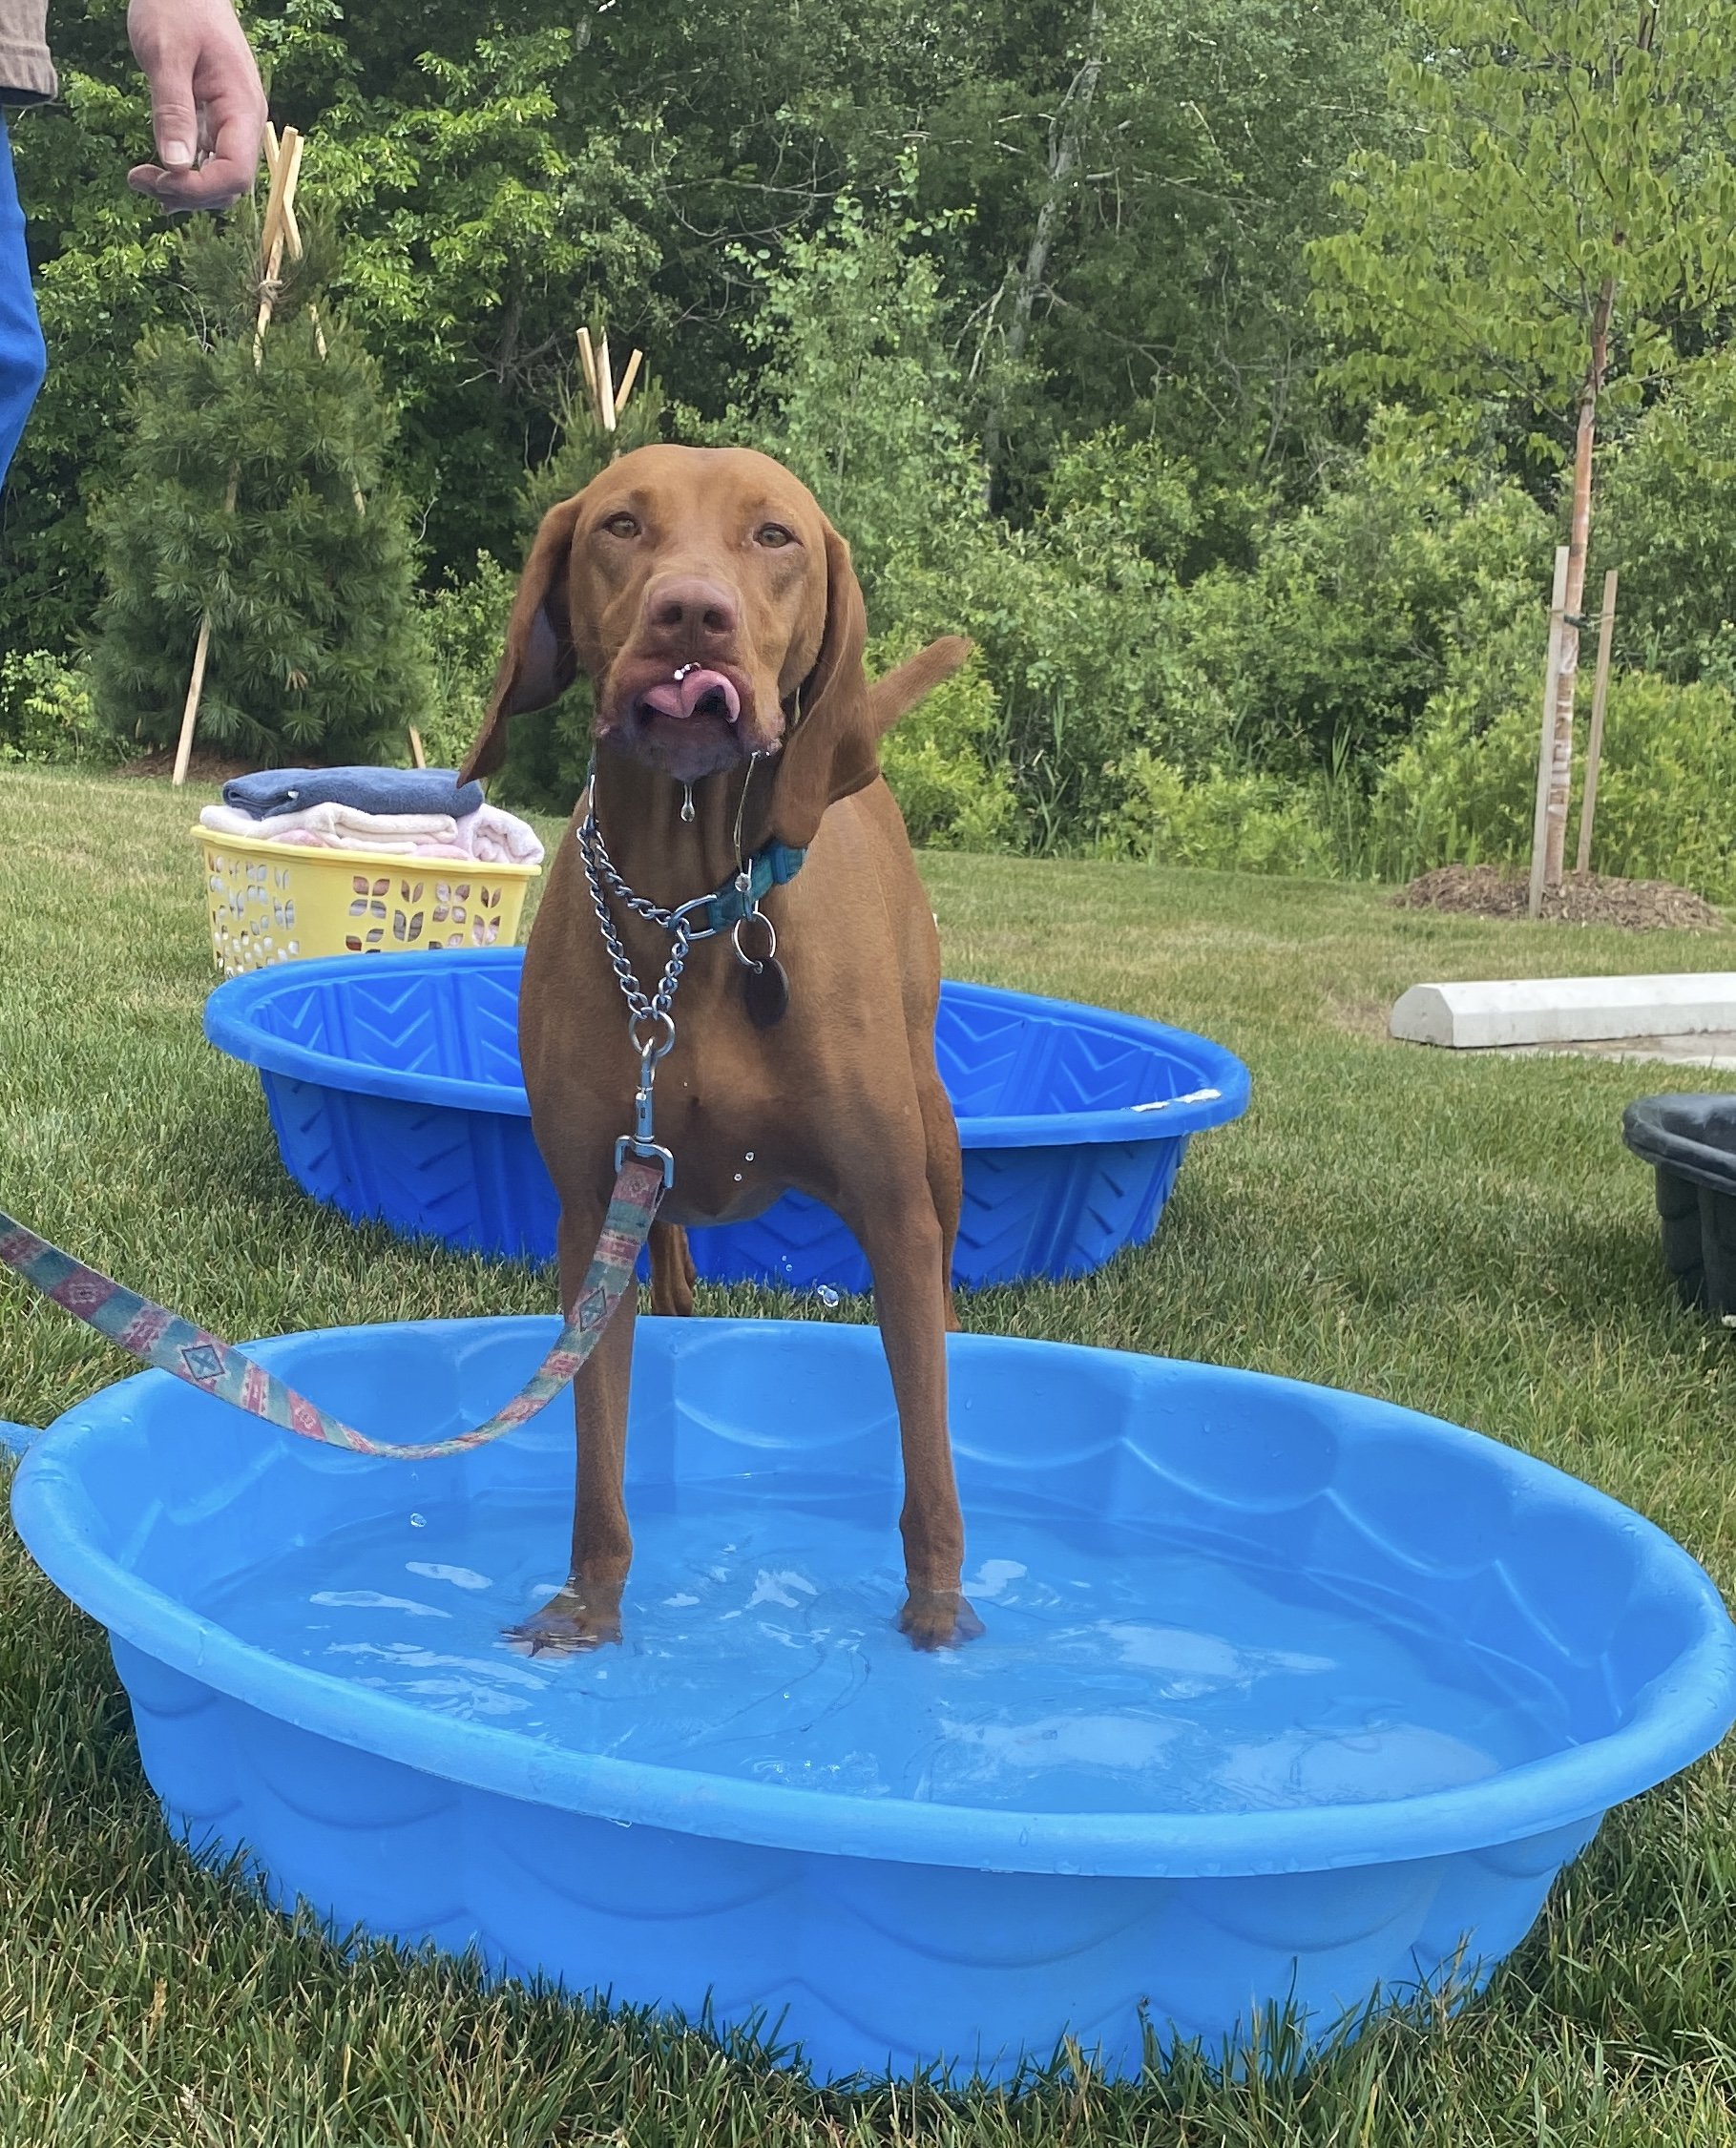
[1575,569,1619,877]
[1528,545,1572,919]
[596,333,617,435]
[575,324,644,437]
[253,125,303,361]
[172,617,216,787]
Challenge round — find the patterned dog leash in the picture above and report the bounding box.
[0,1156,665,1461]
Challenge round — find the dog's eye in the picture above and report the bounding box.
[755,523,796,549]
[601,512,640,540]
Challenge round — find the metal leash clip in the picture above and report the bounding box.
[615,1011,677,1188]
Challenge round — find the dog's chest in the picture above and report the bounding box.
[649,1061,796,1226]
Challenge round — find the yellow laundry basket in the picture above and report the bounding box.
[197,827,540,976]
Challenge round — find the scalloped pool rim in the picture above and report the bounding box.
[201,952,1254,1154]
[13,1319,1736,1884]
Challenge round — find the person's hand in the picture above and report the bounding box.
[125,0,268,212]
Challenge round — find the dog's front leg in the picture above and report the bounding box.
[507,1197,638,1655]
[843,1159,984,1652]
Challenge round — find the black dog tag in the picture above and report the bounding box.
[743,956,790,1029]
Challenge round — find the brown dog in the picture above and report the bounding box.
[459,443,983,1654]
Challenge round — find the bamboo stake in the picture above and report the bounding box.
[1575,569,1619,877]
[614,347,643,418]
[407,726,427,770]
[172,463,242,785]
[253,126,303,360]
[576,325,598,407]
[261,121,302,260]
[172,617,215,787]
[596,332,617,435]
[1528,545,1572,920]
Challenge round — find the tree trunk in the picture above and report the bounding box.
[1540,1,1654,886]
[981,0,1104,496]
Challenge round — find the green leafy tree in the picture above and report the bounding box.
[1311,0,1736,883]
[1175,422,1552,778]
[1594,346,1736,679]
[90,220,431,764]
[943,0,1402,511]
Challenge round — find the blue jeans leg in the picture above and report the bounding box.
[0,110,48,485]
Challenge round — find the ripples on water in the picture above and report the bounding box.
[209,1487,1566,1816]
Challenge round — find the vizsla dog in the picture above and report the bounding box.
[459,443,984,1655]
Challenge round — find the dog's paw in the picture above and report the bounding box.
[897,1588,986,1652]
[505,1586,622,1657]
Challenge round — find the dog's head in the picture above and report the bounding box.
[461,444,903,847]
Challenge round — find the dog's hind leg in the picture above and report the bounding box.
[915,1061,963,1334]
[648,1222,697,1317]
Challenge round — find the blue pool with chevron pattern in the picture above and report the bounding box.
[14,1319,1736,2083]
[203,949,1250,1289]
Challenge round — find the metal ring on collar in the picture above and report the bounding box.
[666,888,727,940]
[732,910,778,970]
[630,1009,677,1060]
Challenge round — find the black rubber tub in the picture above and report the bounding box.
[1622,1094,1736,1316]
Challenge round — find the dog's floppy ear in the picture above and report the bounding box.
[766,523,878,849]
[458,496,585,783]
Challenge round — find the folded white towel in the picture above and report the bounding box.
[458,803,545,866]
[199,802,460,850]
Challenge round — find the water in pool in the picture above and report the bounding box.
[206,1485,1567,1815]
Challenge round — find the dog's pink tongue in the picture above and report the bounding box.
[679,669,742,720]
[642,671,742,721]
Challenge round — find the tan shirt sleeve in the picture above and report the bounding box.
[0,0,55,102]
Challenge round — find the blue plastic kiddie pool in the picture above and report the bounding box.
[13,1318,1736,2083]
[202,949,1249,1289]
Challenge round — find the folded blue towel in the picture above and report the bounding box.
[221,767,486,821]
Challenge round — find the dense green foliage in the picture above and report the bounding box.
[7,0,1736,885]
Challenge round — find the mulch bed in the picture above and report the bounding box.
[1392,864,1725,931]
[116,748,265,784]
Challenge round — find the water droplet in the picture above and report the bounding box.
[409,1512,427,1529]
[744,1151,755,1161]
[817,1284,840,1308]
[733,1171,743,1182]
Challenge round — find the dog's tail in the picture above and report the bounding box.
[867,636,973,738]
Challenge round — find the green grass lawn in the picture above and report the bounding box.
[3,762,1735,2146]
